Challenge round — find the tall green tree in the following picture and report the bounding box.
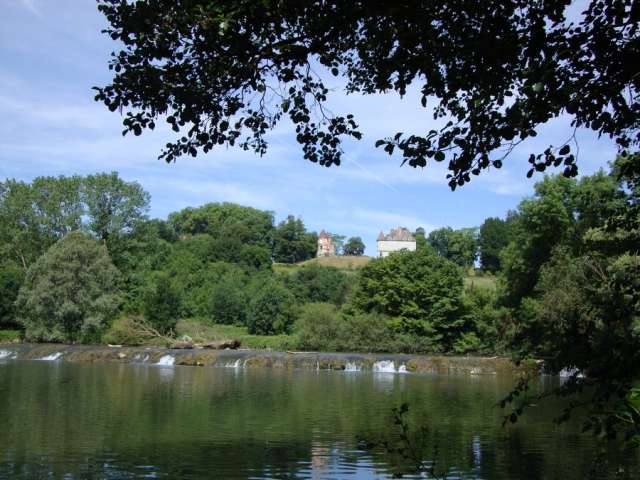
[247,280,296,335]
[272,215,316,263]
[31,175,84,241]
[15,232,121,343]
[96,1,637,186]
[351,248,467,350]
[82,172,150,245]
[0,180,46,271]
[478,217,512,273]
[168,203,274,247]
[343,236,365,256]
[143,273,180,335]
[427,227,477,269]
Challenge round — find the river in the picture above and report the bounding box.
[0,358,637,479]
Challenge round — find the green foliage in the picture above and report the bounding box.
[478,217,512,273]
[15,232,121,343]
[239,244,272,271]
[501,172,624,305]
[461,286,508,353]
[272,215,316,263]
[0,261,22,329]
[283,264,351,306]
[294,303,400,353]
[343,236,365,256]
[247,281,296,335]
[96,1,637,188]
[169,202,274,247]
[143,274,180,335]
[0,330,21,343]
[210,273,247,325]
[351,249,468,350]
[102,315,165,346]
[427,227,478,268]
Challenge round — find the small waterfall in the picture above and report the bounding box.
[372,360,408,374]
[373,360,396,373]
[225,359,243,368]
[0,349,15,360]
[156,355,175,366]
[344,362,360,372]
[40,352,63,361]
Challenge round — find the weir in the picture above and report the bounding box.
[0,343,527,375]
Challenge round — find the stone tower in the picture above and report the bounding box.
[317,230,336,257]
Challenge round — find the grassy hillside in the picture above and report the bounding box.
[273,255,372,274]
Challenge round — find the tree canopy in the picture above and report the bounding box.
[15,232,121,343]
[96,0,638,188]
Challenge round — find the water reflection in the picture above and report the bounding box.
[0,361,637,479]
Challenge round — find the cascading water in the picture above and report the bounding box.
[372,360,408,373]
[372,360,397,373]
[0,350,14,360]
[225,359,243,368]
[156,355,175,366]
[344,362,360,372]
[39,352,63,361]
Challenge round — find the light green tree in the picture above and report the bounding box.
[15,232,121,343]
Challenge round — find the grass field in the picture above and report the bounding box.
[176,319,296,350]
[273,255,372,274]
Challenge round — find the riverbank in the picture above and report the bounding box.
[0,343,529,375]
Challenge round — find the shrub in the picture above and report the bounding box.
[143,274,180,334]
[247,281,295,335]
[295,303,343,351]
[210,276,247,325]
[294,303,401,353]
[102,315,166,346]
[15,232,121,343]
[284,265,351,305]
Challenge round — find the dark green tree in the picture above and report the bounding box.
[95,1,638,187]
[246,281,296,335]
[143,273,180,334]
[351,248,467,350]
[427,227,477,268]
[15,232,121,343]
[0,261,23,329]
[284,264,351,305]
[478,217,512,273]
[343,236,365,256]
[210,273,247,325]
[168,203,274,247]
[272,215,316,263]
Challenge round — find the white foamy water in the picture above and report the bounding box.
[372,360,396,373]
[156,355,175,366]
[372,360,408,374]
[344,362,360,372]
[40,352,63,361]
[0,350,15,360]
[225,359,243,368]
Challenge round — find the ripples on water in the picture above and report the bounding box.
[0,360,637,479]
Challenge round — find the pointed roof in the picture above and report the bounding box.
[377,231,385,241]
[318,229,330,240]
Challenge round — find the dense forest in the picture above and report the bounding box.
[1,157,636,364]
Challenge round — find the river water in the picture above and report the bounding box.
[0,360,637,479]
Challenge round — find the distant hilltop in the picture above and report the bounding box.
[376,227,416,258]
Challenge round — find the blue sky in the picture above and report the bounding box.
[1,0,618,255]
